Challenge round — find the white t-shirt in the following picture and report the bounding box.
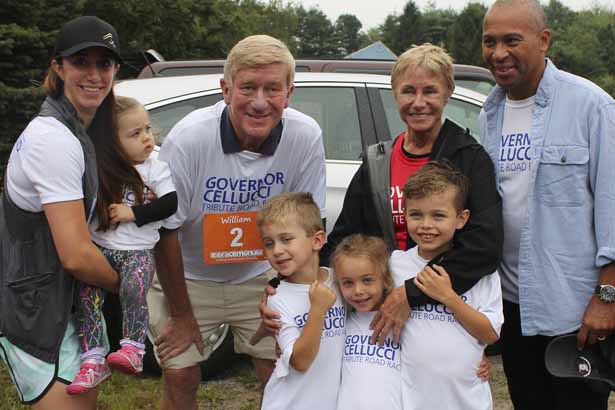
[6,116,85,211]
[160,101,327,284]
[498,96,534,303]
[261,269,345,410]
[89,157,176,250]
[390,247,503,410]
[337,310,401,410]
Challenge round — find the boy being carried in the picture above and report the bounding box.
[390,160,503,410]
[257,192,345,410]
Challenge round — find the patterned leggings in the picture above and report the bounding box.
[76,248,155,352]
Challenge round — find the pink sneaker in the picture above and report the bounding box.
[66,362,111,395]
[107,344,143,375]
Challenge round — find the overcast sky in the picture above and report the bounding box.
[295,0,615,29]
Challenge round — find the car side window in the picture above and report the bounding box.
[455,79,494,96]
[291,87,362,161]
[379,88,406,140]
[444,97,482,142]
[147,87,364,161]
[378,88,482,142]
[149,94,224,143]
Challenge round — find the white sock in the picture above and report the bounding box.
[81,347,106,364]
[120,339,145,355]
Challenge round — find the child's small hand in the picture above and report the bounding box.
[309,280,336,316]
[145,189,157,203]
[477,354,490,381]
[414,264,456,305]
[108,203,135,225]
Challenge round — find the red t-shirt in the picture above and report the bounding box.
[390,132,430,249]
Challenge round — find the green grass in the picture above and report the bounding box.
[0,360,261,410]
[1,357,614,410]
[0,371,164,410]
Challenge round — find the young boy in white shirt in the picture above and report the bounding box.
[258,192,345,410]
[390,160,503,410]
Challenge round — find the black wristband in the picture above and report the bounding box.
[268,276,281,289]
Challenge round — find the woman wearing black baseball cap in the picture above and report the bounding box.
[0,16,122,409]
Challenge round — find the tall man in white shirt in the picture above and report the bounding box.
[146,35,326,410]
[480,1,615,408]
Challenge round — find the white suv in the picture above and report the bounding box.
[115,72,486,231]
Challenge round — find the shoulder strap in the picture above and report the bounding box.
[365,140,396,250]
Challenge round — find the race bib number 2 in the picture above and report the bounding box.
[203,211,266,264]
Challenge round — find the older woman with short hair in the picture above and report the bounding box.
[322,43,502,341]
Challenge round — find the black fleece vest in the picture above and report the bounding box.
[0,95,98,363]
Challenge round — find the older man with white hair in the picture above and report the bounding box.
[147,34,326,410]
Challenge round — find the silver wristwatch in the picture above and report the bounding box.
[595,284,615,303]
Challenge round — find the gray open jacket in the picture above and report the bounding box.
[0,95,98,363]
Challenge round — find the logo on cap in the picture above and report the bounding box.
[103,33,116,48]
[576,356,592,377]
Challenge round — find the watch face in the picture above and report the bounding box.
[600,285,615,303]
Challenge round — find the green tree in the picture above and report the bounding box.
[333,14,368,55]
[594,74,615,97]
[420,5,456,47]
[257,0,301,53]
[81,0,231,75]
[0,0,82,31]
[380,14,402,54]
[231,0,301,55]
[0,0,84,180]
[397,1,423,52]
[597,23,615,76]
[544,0,575,31]
[0,24,54,87]
[295,6,336,57]
[447,2,486,66]
[380,1,424,54]
[543,0,575,63]
[366,26,383,43]
[548,9,610,79]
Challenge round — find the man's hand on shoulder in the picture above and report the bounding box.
[259,282,281,336]
[155,314,204,363]
[370,285,410,345]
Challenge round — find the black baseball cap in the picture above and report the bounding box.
[53,16,121,61]
[545,334,615,392]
